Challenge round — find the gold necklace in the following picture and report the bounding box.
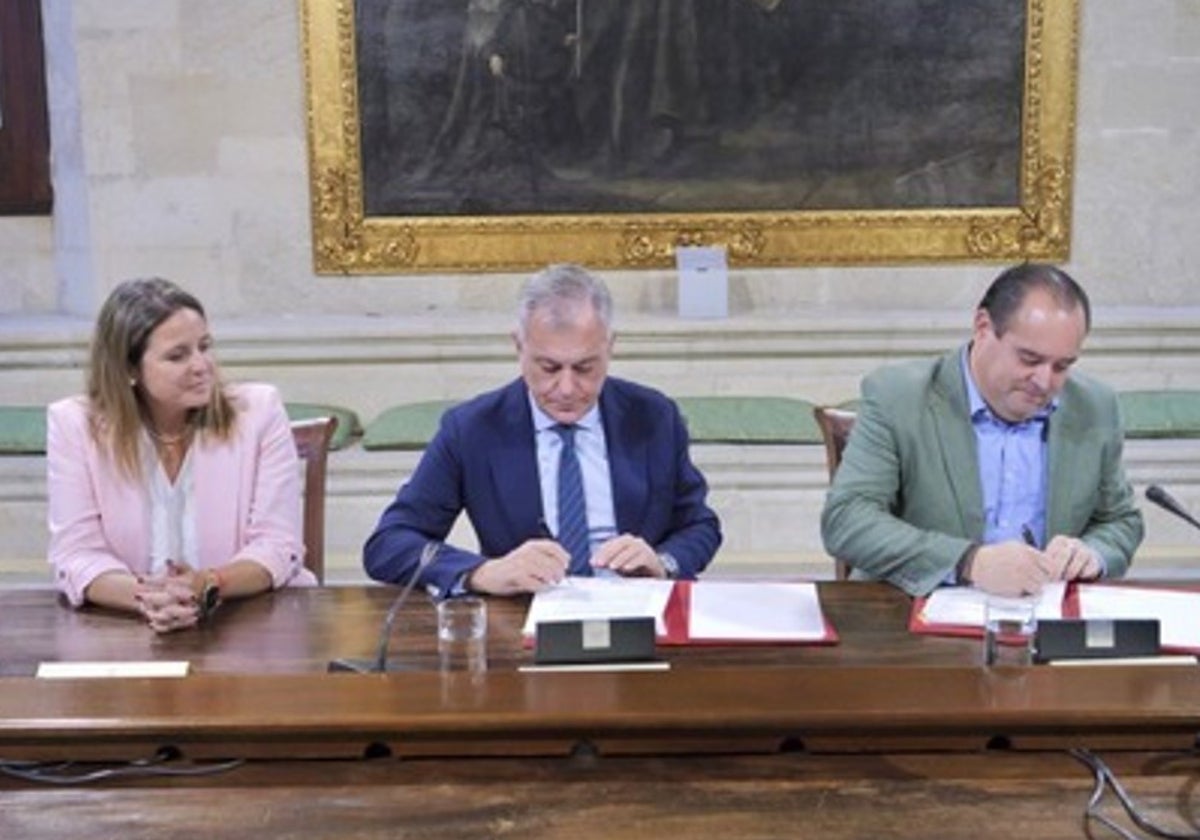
[147,425,192,446]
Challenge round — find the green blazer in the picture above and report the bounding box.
[820,347,1144,596]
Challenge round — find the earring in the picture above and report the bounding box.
[129,378,137,388]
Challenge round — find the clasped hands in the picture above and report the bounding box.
[467,534,669,596]
[133,561,208,634]
[969,535,1102,597]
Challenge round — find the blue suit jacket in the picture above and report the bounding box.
[363,377,722,596]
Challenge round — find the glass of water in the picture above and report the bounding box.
[982,595,1037,667]
[436,597,488,673]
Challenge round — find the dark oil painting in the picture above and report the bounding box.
[354,0,1026,217]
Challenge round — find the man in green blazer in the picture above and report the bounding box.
[821,264,1143,597]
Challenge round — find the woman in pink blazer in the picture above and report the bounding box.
[47,278,313,633]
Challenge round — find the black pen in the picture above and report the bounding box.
[1021,524,1038,549]
[536,518,573,586]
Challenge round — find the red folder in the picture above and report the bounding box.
[909,595,989,641]
[908,586,1070,645]
[524,580,840,647]
[911,582,1200,652]
[1068,581,1200,655]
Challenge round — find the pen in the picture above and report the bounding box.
[1021,524,1038,548]
[536,518,573,586]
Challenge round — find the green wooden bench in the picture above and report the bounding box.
[1118,390,1200,439]
[0,406,46,455]
[0,402,362,454]
[359,396,824,450]
[8,391,1200,456]
[361,400,458,451]
[674,396,823,444]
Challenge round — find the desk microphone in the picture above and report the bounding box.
[1145,484,1200,532]
[327,540,441,673]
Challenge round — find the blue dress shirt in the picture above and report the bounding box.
[529,395,619,563]
[961,349,1055,548]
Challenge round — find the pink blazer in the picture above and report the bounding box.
[47,383,315,606]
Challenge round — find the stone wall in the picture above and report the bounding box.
[0,2,1196,319]
[1,1,1199,582]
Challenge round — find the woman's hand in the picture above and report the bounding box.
[134,571,201,634]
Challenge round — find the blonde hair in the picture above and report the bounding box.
[87,277,236,479]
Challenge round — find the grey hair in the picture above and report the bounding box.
[516,264,613,338]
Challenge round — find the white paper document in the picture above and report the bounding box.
[1076,585,1200,651]
[688,581,828,641]
[920,582,1067,627]
[522,577,676,637]
[37,660,190,679]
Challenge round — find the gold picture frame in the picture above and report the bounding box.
[302,0,1077,274]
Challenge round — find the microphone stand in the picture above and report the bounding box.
[328,541,441,673]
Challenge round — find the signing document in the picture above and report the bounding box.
[920,581,1067,627]
[1076,584,1200,651]
[689,581,828,641]
[523,577,675,637]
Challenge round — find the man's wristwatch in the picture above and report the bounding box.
[657,552,681,580]
[196,570,223,622]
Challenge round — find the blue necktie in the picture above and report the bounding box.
[554,424,592,575]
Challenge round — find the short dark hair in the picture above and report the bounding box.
[977,263,1091,336]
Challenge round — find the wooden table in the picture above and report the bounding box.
[2,582,1198,838]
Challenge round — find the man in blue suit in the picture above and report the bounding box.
[364,264,722,597]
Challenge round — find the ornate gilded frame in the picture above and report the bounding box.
[302,0,1077,273]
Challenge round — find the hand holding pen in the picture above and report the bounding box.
[463,521,569,595]
[963,526,1052,597]
[1025,522,1102,581]
[1022,524,1039,549]
[536,518,575,586]
[1041,535,1102,583]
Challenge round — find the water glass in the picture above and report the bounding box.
[982,595,1037,667]
[437,597,488,672]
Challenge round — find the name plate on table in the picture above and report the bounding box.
[535,617,656,665]
[1033,619,1160,663]
[37,661,191,679]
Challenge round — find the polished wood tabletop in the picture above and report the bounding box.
[2,582,1200,758]
[2,582,1199,838]
[3,579,976,674]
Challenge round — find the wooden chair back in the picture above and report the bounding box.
[812,407,857,580]
[291,416,338,583]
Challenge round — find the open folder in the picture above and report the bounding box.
[523,578,838,646]
[1069,583,1200,654]
[911,581,1200,654]
[910,582,1066,642]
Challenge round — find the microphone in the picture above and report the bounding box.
[328,540,441,673]
[1145,485,1200,531]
